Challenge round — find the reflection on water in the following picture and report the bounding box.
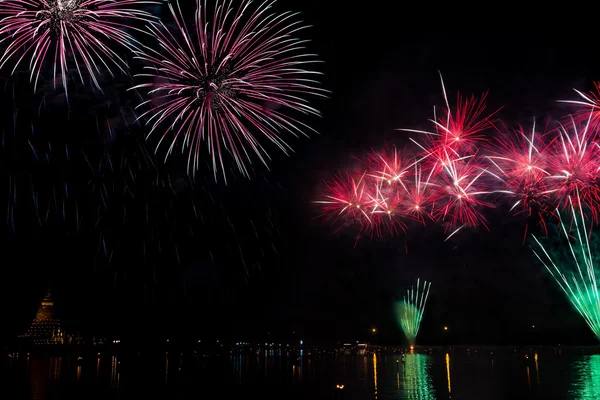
[446,352,452,395]
[110,356,120,388]
[8,347,600,400]
[373,353,378,399]
[570,354,600,399]
[535,353,540,386]
[30,357,62,400]
[164,352,168,383]
[402,353,435,400]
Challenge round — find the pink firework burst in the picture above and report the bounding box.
[400,164,439,224]
[485,120,553,241]
[559,82,600,129]
[132,0,327,182]
[362,145,416,186]
[486,120,552,214]
[434,152,491,236]
[0,0,159,97]
[313,171,375,234]
[545,114,600,222]
[368,181,407,236]
[400,72,500,171]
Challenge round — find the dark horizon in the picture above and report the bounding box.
[3,2,600,348]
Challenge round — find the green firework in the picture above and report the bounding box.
[531,196,600,341]
[395,279,431,345]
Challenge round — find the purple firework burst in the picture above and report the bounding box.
[0,0,160,98]
[131,0,327,182]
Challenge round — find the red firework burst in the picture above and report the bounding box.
[314,171,375,234]
[434,153,491,232]
[400,164,439,224]
[401,73,500,175]
[559,82,600,129]
[369,182,407,236]
[362,145,415,186]
[315,80,600,244]
[545,115,600,222]
[132,0,327,182]
[486,120,552,215]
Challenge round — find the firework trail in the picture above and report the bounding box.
[131,0,327,182]
[531,195,600,341]
[395,278,431,346]
[0,0,160,99]
[0,80,280,290]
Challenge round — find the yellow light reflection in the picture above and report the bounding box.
[50,357,62,387]
[30,359,47,400]
[526,365,531,388]
[76,365,82,381]
[373,353,378,399]
[111,356,120,388]
[534,353,540,385]
[445,353,452,394]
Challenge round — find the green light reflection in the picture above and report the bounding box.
[402,353,435,400]
[570,354,600,399]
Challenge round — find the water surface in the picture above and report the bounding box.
[6,346,600,399]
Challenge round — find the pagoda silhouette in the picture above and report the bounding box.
[27,288,64,345]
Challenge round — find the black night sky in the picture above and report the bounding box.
[2,2,600,347]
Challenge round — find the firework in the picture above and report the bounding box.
[131,0,327,181]
[0,0,160,98]
[395,73,499,236]
[434,152,491,234]
[559,82,600,129]
[400,164,438,224]
[313,171,379,237]
[363,145,415,186]
[485,120,553,240]
[395,278,431,346]
[544,114,600,222]
[531,195,600,341]
[314,79,600,244]
[400,72,500,167]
